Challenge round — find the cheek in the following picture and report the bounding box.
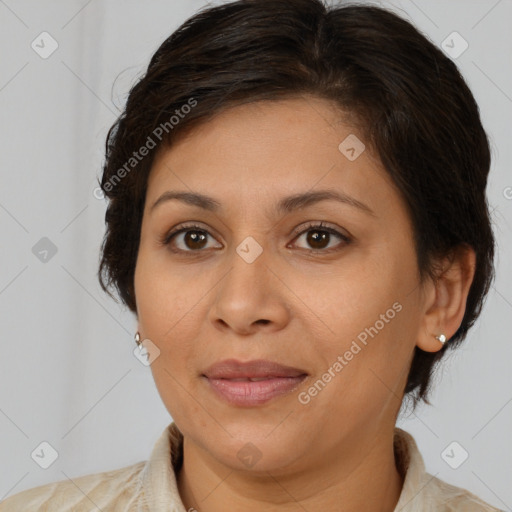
[299,258,417,400]
[150,362,208,430]
[293,256,395,338]
[134,248,202,339]
[302,313,411,429]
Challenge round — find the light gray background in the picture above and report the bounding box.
[0,0,511,509]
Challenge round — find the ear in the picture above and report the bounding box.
[416,245,476,353]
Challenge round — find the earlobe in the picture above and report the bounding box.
[416,245,476,353]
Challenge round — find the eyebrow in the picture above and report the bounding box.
[150,189,375,217]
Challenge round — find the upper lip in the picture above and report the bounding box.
[202,359,308,379]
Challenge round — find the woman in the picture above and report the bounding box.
[0,0,502,510]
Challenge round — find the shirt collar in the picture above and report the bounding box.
[392,427,430,511]
[139,422,186,512]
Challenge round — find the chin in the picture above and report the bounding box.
[198,425,303,473]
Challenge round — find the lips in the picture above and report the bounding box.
[202,359,308,379]
[202,359,308,406]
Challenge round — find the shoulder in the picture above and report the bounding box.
[421,472,503,512]
[393,428,502,512]
[0,461,146,512]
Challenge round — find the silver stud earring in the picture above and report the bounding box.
[135,331,141,346]
[435,334,447,344]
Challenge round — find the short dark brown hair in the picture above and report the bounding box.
[98,0,495,407]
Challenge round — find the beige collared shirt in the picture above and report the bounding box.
[0,423,502,511]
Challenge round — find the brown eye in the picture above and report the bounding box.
[306,229,330,249]
[182,230,208,250]
[292,223,350,252]
[163,224,222,252]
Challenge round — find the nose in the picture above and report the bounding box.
[208,243,290,336]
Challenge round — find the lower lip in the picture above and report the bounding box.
[203,375,307,406]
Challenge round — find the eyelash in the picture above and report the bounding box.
[160,221,351,255]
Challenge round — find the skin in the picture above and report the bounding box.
[134,95,476,511]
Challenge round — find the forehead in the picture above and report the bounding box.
[162,96,363,161]
[145,96,405,223]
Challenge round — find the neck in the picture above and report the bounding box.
[177,427,404,512]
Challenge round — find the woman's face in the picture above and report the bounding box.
[134,96,430,473]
